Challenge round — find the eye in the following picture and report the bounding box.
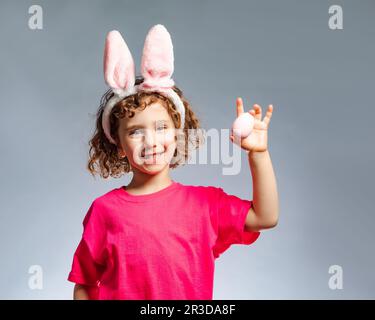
[156,125,168,131]
[129,128,143,136]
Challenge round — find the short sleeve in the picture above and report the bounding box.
[67,201,107,288]
[211,187,260,259]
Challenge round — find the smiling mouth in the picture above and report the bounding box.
[142,152,164,159]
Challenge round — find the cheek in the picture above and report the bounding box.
[122,139,142,159]
[161,130,177,154]
[163,130,176,145]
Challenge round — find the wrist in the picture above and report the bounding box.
[248,149,268,159]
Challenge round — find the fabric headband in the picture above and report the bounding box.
[101,24,185,145]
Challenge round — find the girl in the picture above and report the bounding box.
[68,24,279,300]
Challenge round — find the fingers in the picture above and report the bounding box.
[248,103,274,127]
[252,104,262,121]
[238,99,274,125]
[249,109,256,117]
[236,97,244,117]
[263,104,273,126]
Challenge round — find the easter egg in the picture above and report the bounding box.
[232,112,254,138]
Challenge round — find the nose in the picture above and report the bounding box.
[143,129,157,152]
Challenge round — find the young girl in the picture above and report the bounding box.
[67,24,279,300]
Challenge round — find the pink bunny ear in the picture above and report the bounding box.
[103,30,135,93]
[139,24,175,90]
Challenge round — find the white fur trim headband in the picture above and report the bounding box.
[102,24,185,145]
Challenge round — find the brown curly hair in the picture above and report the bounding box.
[87,76,205,178]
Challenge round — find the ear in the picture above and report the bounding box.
[139,24,175,90]
[103,30,135,93]
[117,146,126,158]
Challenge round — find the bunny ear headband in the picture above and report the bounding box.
[102,24,186,145]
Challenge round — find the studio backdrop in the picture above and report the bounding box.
[0,0,374,299]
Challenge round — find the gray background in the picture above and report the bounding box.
[0,0,374,299]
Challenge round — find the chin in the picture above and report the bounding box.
[139,163,169,175]
[130,159,169,174]
[130,149,175,174]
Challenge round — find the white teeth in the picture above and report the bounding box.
[143,152,163,159]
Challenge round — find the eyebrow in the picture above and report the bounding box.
[125,120,170,132]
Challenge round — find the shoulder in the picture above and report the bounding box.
[84,188,122,222]
[92,187,120,205]
[178,183,224,200]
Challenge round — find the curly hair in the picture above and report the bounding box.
[87,76,205,178]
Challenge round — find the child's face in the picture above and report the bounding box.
[117,102,177,175]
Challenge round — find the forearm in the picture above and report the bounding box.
[73,284,90,300]
[248,150,279,226]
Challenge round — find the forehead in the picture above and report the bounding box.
[121,102,173,126]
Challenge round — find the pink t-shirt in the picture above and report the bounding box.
[67,181,260,299]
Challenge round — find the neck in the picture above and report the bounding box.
[126,166,173,193]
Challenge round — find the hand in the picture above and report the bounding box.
[230,97,274,153]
